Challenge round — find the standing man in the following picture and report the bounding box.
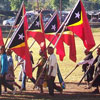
[47,46,62,96]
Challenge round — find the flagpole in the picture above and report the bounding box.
[29,40,36,49]
[4,26,14,46]
[64,65,78,79]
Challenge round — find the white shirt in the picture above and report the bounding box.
[78,58,94,66]
[18,56,26,72]
[48,54,57,77]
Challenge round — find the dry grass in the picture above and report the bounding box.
[1,29,100,100]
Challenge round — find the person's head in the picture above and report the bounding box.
[0,45,5,54]
[39,49,45,57]
[97,48,100,55]
[84,49,90,55]
[48,46,54,55]
[6,49,12,56]
[30,51,33,54]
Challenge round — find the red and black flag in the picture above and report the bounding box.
[66,0,95,50]
[14,1,25,27]
[44,11,65,61]
[0,27,4,46]
[7,6,32,78]
[27,12,46,55]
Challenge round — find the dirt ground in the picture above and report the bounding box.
[0,81,100,100]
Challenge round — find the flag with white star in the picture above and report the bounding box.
[66,0,95,50]
[28,16,41,31]
[8,5,33,78]
[8,22,25,50]
[27,12,47,57]
[44,11,65,61]
[44,12,60,34]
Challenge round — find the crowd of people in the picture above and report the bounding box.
[0,45,100,96]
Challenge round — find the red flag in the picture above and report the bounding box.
[7,4,32,78]
[45,12,65,61]
[27,13,46,54]
[58,23,76,62]
[66,0,95,50]
[63,30,76,62]
[0,27,4,46]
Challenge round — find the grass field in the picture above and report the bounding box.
[0,28,100,100]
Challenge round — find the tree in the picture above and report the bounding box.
[8,0,28,11]
[51,0,70,10]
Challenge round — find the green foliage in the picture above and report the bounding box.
[8,0,28,11]
[51,0,70,10]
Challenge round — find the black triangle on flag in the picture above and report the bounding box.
[28,16,41,31]
[44,12,60,34]
[66,0,81,26]
[8,20,25,49]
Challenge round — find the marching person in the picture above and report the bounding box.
[76,49,95,88]
[47,46,62,96]
[0,46,16,95]
[89,48,100,93]
[19,51,36,92]
[34,49,47,93]
[5,49,21,91]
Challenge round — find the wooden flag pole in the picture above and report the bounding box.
[5,26,14,46]
[64,65,78,79]
[78,65,91,86]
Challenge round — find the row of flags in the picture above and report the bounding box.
[0,0,95,78]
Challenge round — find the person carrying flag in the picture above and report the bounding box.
[76,49,95,88]
[47,46,62,96]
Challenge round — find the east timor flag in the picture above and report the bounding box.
[8,21,26,59]
[8,5,32,78]
[27,12,46,55]
[66,0,95,50]
[45,11,65,61]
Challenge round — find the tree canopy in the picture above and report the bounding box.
[0,0,100,11]
[8,0,28,11]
